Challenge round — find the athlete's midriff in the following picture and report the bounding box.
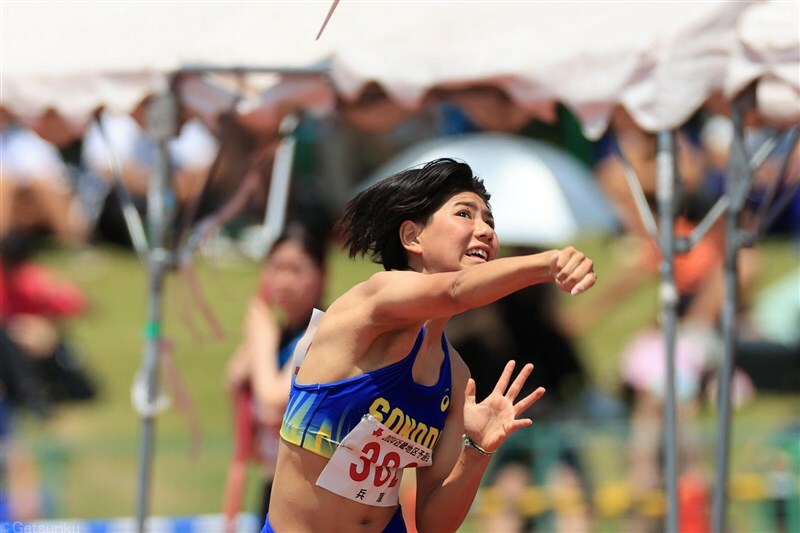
[269,440,400,533]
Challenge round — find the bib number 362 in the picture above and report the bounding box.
[316,415,432,507]
[349,442,406,488]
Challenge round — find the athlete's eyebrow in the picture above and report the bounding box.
[454,200,480,211]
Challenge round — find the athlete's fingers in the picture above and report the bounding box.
[550,247,576,281]
[505,363,534,401]
[571,270,598,296]
[567,256,594,284]
[514,386,546,416]
[550,246,575,271]
[464,378,477,404]
[558,251,587,284]
[507,418,534,434]
[492,360,516,396]
[564,257,594,293]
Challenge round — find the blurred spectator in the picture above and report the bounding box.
[593,108,706,239]
[589,110,718,323]
[0,229,96,415]
[81,112,219,245]
[734,268,800,393]
[82,112,218,202]
[222,222,328,532]
[699,114,800,240]
[585,109,765,343]
[0,117,89,245]
[614,236,757,533]
[0,230,96,521]
[751,268,800,350]
[588,110,768,532]
[191,114,275,223]
[81,112,151,199]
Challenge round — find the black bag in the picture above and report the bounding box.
[0,327,51,417]
[0,327,97,417]
[37,342,97,403]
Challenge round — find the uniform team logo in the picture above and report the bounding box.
[440,392,450,412]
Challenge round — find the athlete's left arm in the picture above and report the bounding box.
[414,351,545,533]
[414,355,483,533]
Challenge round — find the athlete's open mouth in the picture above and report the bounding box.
[465,248,488,261]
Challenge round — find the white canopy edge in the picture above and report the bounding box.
[1,1,797,143]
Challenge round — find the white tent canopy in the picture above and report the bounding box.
[327,0,799,135]
[0,2,336,142]
[2,1,798,143]
[2,2,796,531]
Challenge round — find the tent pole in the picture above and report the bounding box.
[616,130,680,528]
[612,136,662,249]
[129,67,308,532]
[258,113,300,259]
[711,94,752,533]
[135,90,179,533]
[656,130,680,532]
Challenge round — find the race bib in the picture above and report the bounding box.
[316,414,433,507]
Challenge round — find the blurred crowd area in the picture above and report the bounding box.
[2,104,799,253]
[1,103,798,531]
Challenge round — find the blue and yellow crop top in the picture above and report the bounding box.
[280,326,452,459]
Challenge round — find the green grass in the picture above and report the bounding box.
[13,236,799,522]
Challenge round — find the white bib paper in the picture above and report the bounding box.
[316,415,433,507]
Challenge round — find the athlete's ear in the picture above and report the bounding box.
[399,220,423,255]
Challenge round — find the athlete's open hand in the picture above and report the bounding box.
[549,246,596,296]
[462,360,545,454]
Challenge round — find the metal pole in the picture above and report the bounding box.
[613,136,662,250]
[95,115,149,263]
[656,131,680,532]
[711,98,752,533]
[135,91,178,533]
[128,67,310,531]
[259,113,299,258]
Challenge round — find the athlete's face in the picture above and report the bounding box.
[416,191,498,273]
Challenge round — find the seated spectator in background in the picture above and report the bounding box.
[222,222,328,532]
[80,112,219,245]
[590,110,767,532]
[584,109,764,336]
[735,267,800,394]
[0,115,89,245]
[588,108,719,323]
[81,112,152,199]
[168,118,221,205]
[699,114,800,240]
[81,112,218,201]
[0,229,96,522]
[593,108,705,239]
[0,229,96,414]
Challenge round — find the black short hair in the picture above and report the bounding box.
[338,158,491,271]
[270,221,328,270]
